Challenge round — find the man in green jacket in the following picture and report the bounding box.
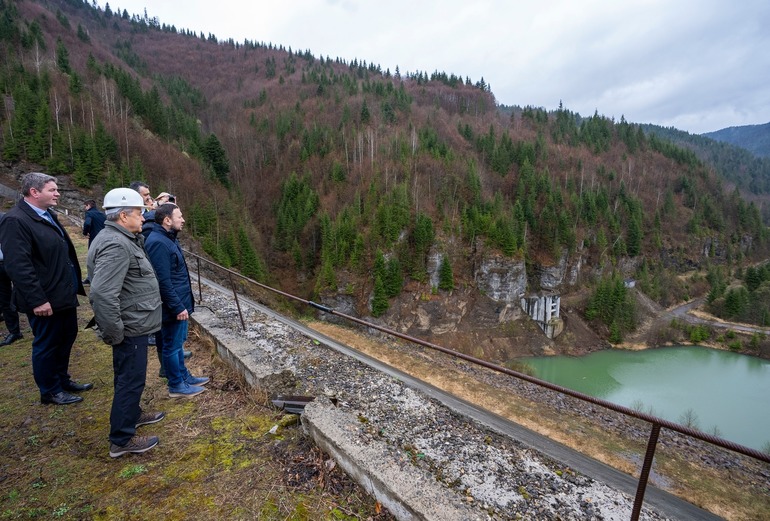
[87,188,165,458]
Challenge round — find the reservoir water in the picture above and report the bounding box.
[523,346,770,452]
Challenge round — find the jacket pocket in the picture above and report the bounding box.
[129,296,161,311]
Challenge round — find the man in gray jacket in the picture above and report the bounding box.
[87,188,165,458]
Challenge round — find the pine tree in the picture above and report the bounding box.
[237,226,265,282]
[203,133,230,187]
[626,216,642,256]
[384,257,403,297]
[609,320,623,344]
[371,275,388,317]
[360,99,370,125]
[55,38,71,74]
[438,254,454,291]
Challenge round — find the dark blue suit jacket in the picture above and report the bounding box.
[145,223,193,323]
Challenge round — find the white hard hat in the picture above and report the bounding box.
[103,187,145,210]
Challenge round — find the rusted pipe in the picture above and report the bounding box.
[631,422,661,521]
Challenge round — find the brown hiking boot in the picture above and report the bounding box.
[109,435,159,458]
[136,411,165,427]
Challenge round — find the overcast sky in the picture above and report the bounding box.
[110,0,770,135]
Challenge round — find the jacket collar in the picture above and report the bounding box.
[105,220,142,243]
[151,222,178,240]
[17,199,48,221]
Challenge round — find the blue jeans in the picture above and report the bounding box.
[111,335,148,446]
[161,320,190,387]
[27,308,78,395]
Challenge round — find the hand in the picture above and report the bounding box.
[33,302,53,317]
[177,309,189,321]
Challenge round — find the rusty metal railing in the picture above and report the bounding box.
[182,248,770,521]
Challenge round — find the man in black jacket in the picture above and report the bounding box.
[0,173,91,405]
[81,200,106,284]
[82,199,106,247]
[0,212,23,346]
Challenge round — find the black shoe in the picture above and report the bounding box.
[0,332,23,346]
[82,278,90,285]
[183,350,192,359]
[63,381,94,392]
[41,391,83,405]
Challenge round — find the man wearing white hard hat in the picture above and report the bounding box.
[87,188,165,458]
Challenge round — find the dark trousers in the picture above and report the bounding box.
[27,308,78,396]
[155,329,164,371]
[111,335,149,446]
[0,263,20,335]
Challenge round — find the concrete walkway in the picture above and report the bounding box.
[191,273,722,521]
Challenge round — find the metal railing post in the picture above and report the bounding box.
[228,271,246,330]
[196,256,202,303]
[631,422,661,521]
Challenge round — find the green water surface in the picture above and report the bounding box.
[523,346,770,451]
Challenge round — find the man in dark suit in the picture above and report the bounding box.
[0,212,23,346]
[82,199,106,247]
[0,173,91,405]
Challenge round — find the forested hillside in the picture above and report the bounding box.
[704,122,770,159]
[643,124,770,223]
[2,0,769,347]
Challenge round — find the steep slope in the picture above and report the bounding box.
[2,0,769,354]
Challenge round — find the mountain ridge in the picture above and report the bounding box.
[703,121,770,158]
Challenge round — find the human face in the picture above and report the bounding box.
[138,186,153,207]
[166,208,185,233]
[28,181,59,210]
[121,208,145,234]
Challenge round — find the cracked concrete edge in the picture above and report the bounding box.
[191,307,478,521]
[192,307,297,392]
[302,398,479,521]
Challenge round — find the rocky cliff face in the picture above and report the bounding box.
[314,243,605,361]
[474,254,527,302]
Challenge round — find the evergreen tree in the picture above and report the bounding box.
[745,266,761,292]
[609,320,623,344]
[237,226,266,281]
[55,37,71,74]
[371,275,388,317]
[438,254,454,291]
[360,99,370,125]
[384,257,403,297]
[275,172,319,250]
[203,133,230,187]
[627,215,642,257]
[76,24,90,43]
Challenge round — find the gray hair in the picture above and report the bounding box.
[21,172,57,196]
[105,207,137,220]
